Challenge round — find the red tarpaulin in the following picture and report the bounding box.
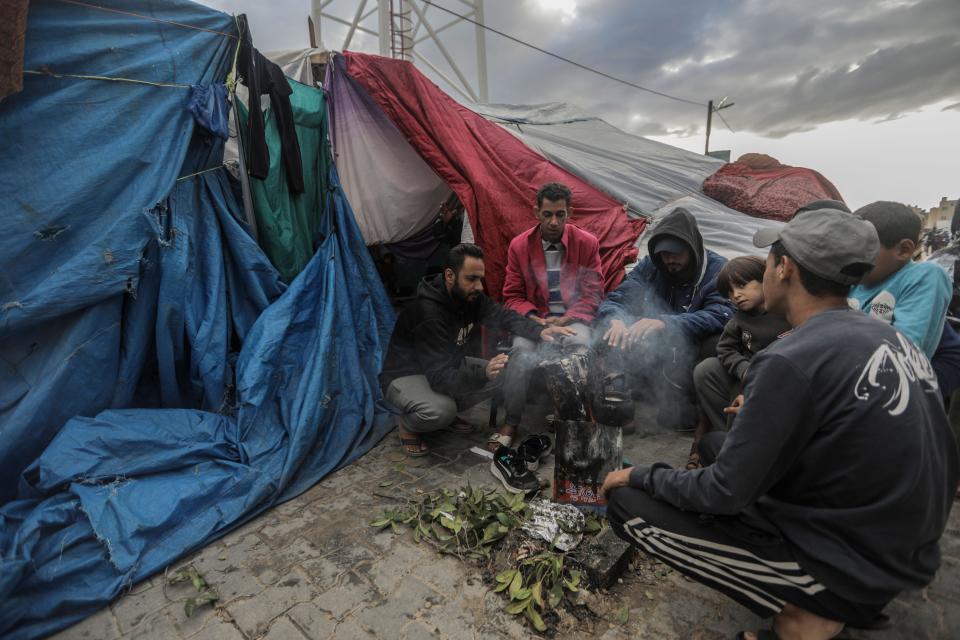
[702,153,844,222]
[343,52,644,299]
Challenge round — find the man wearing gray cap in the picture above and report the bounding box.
[601,210,959,639]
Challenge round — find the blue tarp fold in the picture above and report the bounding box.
[0,2,396,638]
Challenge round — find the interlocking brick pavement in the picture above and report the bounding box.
[51,401,959,639]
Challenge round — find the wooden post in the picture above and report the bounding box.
[705,99,713,155]
[307,15,317,48]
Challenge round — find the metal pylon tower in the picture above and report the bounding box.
[311,0,489,103]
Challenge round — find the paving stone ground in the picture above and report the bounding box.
[53,401,959,640]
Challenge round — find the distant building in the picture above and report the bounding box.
[923,197,958,230]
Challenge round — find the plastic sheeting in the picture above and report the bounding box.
[0,2,395,637]
[327,54,451,245]
[0,179,395,638]
[343,52,644,297]
[475,103,784,259]
[0,0,245,501]
[479,103,724,215]
[703,153,845,222]
[264,47,325,85]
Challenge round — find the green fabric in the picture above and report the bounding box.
[238,79,331,282]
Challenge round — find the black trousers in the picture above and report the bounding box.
[606,433,888,626]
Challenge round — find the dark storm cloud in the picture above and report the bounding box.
[199,0,960,138]
[479,0,960,137]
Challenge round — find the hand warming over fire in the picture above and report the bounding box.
[603,318,666,349]
[625,318,666,347]
[542,315,575,327]
[603,319,628,348]
[486,353,509,380]
[540,325,576,342]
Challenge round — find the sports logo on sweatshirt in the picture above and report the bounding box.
[854,333,938,416]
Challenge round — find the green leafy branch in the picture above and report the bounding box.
[167,566,219,617]
[370,485,529,560]
[493,552,582,632]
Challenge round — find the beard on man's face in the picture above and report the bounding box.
[452,281,479,302]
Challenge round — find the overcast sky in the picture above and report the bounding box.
[200,0,960,210]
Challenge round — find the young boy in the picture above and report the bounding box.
[690,256,791,465]
[849,201,951,359]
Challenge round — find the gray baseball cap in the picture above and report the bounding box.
[753,209,879,285]
[652,235,687,255]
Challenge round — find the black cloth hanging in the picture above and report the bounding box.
[236,15,304,194]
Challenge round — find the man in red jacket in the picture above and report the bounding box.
[491,182,603,450]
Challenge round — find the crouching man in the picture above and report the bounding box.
[601,210,959,639]
[380,243,573,457]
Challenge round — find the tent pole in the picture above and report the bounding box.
[704,99,713,155]
[474,0,488,102]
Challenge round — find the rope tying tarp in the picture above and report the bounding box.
[59,0,238,39]
[23,69,192,88]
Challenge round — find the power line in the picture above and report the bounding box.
[716,110,735,133]
[418,0,705,108]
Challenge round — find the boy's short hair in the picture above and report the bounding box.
[715,255,766,298]
[854,201,922,248]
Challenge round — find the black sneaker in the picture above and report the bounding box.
[516,434,553,471]
[490,445,540,494]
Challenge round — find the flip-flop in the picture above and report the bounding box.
[446,417,474,434]
[398,434,429,457]
[486,431,514,452]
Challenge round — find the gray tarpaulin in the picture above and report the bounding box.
[475,102,783,258]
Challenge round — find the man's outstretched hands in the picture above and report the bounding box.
[603,318,666,349]
[540,325,577,342]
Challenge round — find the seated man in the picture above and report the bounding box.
[379,243,573,458]
[849,200,960,397]
[602,210,958,640]
[494,182,603,448]
[596,207,734,429]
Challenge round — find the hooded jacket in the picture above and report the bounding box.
[380,274,544,400]
[597,208,734,338]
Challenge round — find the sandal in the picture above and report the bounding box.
[685,439,702,470]
[486,430,514,452]
[398,432,429,457]
[446,417,474,434]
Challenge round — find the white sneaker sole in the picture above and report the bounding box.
[490,461,532,494]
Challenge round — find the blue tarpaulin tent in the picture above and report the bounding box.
[0,1,395,637]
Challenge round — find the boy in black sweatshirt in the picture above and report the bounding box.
[693,256,791,437]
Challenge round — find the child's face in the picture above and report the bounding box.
[729,280,764,312]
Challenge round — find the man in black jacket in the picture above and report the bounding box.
[380,243,573,456]
[601,210,958,639]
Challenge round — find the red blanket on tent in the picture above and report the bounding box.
[344,52,643,299]
[702,153,844,222]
